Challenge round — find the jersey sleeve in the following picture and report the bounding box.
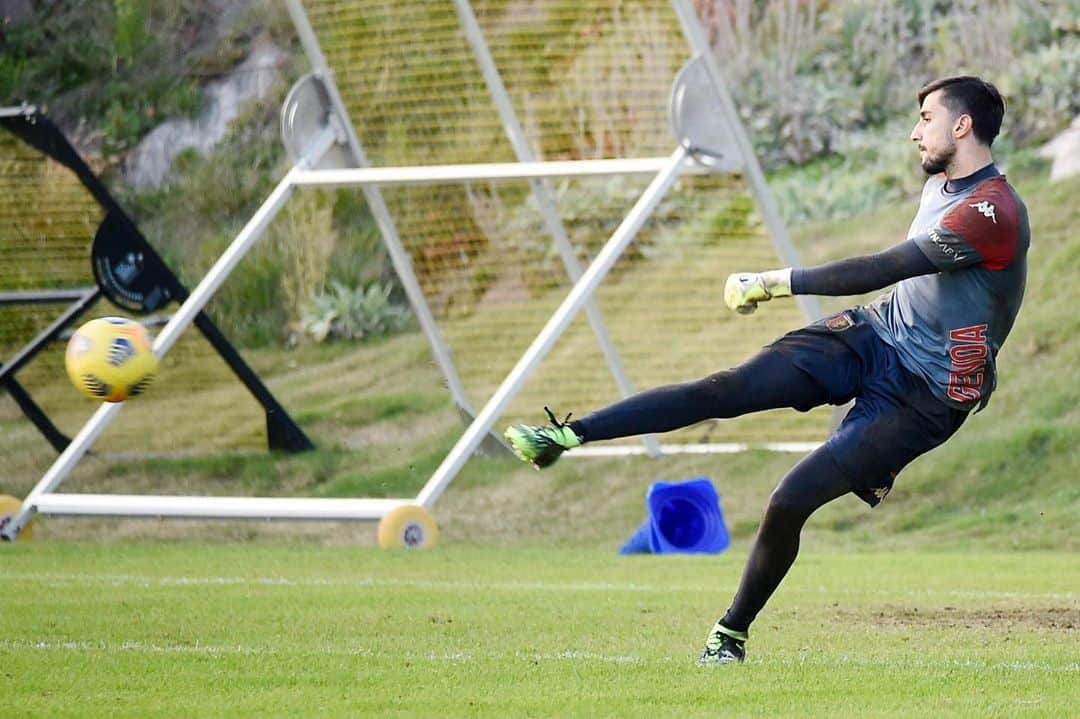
[791,240,936,296]
[915,177,1020,271]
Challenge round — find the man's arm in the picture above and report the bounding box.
[723,240,937,314]
[791,240,937,295]
[725,178,1021,314]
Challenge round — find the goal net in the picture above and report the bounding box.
[299,0,830,447]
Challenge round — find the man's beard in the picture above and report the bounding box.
[921,141,956,175]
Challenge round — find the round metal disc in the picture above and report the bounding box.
[280,74,351,170]
[670,55,742,172]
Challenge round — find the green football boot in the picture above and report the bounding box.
[504,407,582,469]
[697,621,747,666]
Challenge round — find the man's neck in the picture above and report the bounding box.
[943,162,999,194]
[945,147,994,180]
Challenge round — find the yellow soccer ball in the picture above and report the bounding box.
[65,317,158,403]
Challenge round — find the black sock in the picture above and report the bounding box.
[568,420,587,442]
[720,448,853,633]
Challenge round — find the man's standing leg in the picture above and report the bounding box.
[698,446,853,664]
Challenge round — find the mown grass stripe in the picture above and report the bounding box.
[4,639,1076,674]
[1,571,1075,601]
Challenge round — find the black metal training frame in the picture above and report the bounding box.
[0,105,313,453]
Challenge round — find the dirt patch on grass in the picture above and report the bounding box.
[850,605,1079,631]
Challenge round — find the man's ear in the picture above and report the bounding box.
[953,113,974,139]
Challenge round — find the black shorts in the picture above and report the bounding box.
[769,311,969,506]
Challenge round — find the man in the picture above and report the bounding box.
[504,76,1028,665]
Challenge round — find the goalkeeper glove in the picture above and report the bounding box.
[724,268,793,315]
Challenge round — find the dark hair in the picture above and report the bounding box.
[917,76,1005,146]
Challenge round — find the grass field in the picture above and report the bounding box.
[1,543,1076,718]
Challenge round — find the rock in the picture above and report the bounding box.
[123,36,283,190]
[1038,116,1080,182]
[0,0,32,26]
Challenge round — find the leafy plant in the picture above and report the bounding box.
[113,0,149,66]
[298,281,411,344]
[699,0,1076,172]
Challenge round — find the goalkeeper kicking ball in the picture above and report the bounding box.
[65,317,158,403]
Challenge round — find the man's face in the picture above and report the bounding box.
[911,90,957,175]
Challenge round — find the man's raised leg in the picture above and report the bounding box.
[505,343,835,468]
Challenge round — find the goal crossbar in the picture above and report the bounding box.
[291,157,708,187]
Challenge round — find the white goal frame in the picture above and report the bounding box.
[1,0,820,539]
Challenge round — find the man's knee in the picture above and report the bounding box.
[762,487,813,528]
[697,369,735,397]
[764,449,854,525]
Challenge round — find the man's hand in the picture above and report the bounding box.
[723,268,793,314]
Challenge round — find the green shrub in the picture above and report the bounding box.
[706,0,1079,172]
[297,281,411,344]
[1002,39,1080,143]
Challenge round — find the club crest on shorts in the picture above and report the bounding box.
[825,313,854,331]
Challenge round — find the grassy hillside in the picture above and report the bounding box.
[3,163,1076,550]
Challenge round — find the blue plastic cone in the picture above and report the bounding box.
[619,477,730,555]
[618,520,654,554]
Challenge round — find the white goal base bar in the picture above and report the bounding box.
[33,494,411,521]
[29,439,818,521]
[569,442,822,457]
[29,443,820,520]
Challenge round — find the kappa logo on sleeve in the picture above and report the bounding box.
[968,200,997,224]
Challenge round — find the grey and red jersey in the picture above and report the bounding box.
[859,166,1030,410]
